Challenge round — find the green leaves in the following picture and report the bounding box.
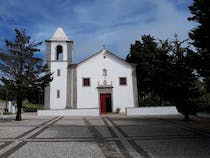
[126,34,200,119]
[188,0,210,80]
[0,28,52,97]
[0,28,52,120]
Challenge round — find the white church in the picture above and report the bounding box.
[41,27,138,116]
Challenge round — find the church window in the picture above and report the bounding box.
[57,90,60,98]
[119,77,127,86]
[83,78,90,86]
[56,45,63,61]
[57,69,60,76]
[103,69,107,76]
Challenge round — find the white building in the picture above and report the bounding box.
[44,27,138,115]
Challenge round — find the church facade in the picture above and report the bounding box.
[44,28,138,114]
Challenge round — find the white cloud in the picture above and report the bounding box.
[0,0,195,63]
[67,0,194,62]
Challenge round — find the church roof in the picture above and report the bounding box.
[77,49,136,67]
[51,27,69,41]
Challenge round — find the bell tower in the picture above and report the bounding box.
[44,27,73,109]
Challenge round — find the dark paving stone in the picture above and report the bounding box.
[111,117,203,137]
[35,125,93,139]
[95,126,113,138]
[118,124,196,137]
[135,137,210,158]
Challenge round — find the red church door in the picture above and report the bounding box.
[100,94,112,113]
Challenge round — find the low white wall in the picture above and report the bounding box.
[197,112,210,119]
[126,106,180,116]
[8,101,16,113]
[37,108,99,116]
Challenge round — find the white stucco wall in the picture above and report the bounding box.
[126,106,180,116]
[38,108,99,116]
[49,42,68,109]
[76,50,136,112]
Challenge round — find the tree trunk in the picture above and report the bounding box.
[184,112,190,121]
[184,102,190,121]
[16,96,22,121]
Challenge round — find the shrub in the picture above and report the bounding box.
[139,97,161,107]
[22,103,44,112]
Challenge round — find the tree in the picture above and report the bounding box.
[126,35,157,100]
[152,39,173,106]
[166,35,200,120]
[0,29,52,121]
[0,84,15,101]
[188,0,210,89]
[127,34,200,120]
[126,35,169,105]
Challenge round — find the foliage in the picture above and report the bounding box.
[188,0,210,90]
[0,85,6,100]
[22,103,44,112]
[126,35,165,101]
[139,97,171,107]
[187,0,210,115]
[3,112,14,115]
[126,34,200,120]
[0,99,5,103]
[0,84,15,101]
[26,87,44,104]
[165,36,200,119]
[0,29,52,121]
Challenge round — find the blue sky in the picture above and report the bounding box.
[0,0,195,63]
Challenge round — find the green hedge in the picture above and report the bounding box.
[22,103,44,112]
[139,97,173,107]
[0,99,5,103]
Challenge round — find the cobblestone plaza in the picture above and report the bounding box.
[0,114,210,158]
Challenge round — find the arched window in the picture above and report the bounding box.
[103,69,107,76]
[56,45,63,61]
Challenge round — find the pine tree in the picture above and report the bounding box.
[126,35,168,105]
[188,0,210,87]
[166,35,199,120]
[0,29,52,121]
[127,35,200,120]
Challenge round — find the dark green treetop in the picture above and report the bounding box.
[0,29,52,120]
[188,0,210,79]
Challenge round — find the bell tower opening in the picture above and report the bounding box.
[56,45,63,61]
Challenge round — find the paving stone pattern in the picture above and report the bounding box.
[0,114,210,158]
